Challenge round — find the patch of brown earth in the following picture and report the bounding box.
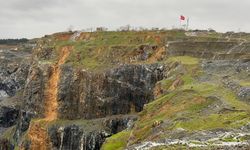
[148,47,166,63]
[153,82,163,98]
[44,46,72,121]
[169,77,183,91]
[27,46,72,149]
[78,32,92,41]
[27,121,51,150]
[54,32,73,41]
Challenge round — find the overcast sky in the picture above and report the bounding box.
[0,0,249,39]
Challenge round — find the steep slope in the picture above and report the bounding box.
[0,30,250,150]
[102,36,250,149]
[27,46,72,150]
[0,44,31,147]
[44,46,71,121]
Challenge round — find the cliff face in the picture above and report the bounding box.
[1,30,250,150]
[57,64,163,119]
[0,49,30,98]
[167,41,250,60]
[0,47,31,139]
[23,63,164,120]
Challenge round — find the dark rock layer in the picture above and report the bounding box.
[58,64,164,119]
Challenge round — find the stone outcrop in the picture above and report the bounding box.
[1,30,250,150]
[0,49,30,99]
[58,64,164,119]
[0,106,19,128]
[18,115,136,150]
[167,41,250,60]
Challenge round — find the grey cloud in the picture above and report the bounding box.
[0,0,249,38]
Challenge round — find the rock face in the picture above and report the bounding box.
[49,125,108,150]
[22,61,164,120]
[1,31,250,150]
[0,49,30,99]
[58,64,164,119]
[22,63,50,118]
[0,47,31,149]
[5,34,164,149]
[0,106,19,128]
[202,60,250,102]
[19,115,137,150]
[167,41,250,60]
[48,115,137,150]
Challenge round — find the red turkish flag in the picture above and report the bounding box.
[180,15,185,20]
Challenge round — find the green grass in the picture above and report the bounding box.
[174,111,250,131]
[101,130,131,150]
[222,137,238,142]
[182,82,250,111]
[239,81,250,87]
[187,97,216,112]
[35,30,250,148]
[45,30,188,70]
[2,126,16,139]
[131,90,210,143]
[47,119,104,130]
[167,56,200,65]
[182,74,195,85]
[128,64,250,143]
[1,126,19,147]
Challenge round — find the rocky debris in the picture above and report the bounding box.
[131,140,250,150]
[167,41,250,60]
[129,130,250,150]
[222,79,250,102]
[201,60,250,102]
[238,87,250,102]
[202,60,250,75]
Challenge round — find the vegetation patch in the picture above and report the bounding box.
[101,130,131,150]
[2,126,16,140]
[46,119,107,133]
[167,56,200,65]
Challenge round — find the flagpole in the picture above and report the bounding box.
[180,17,181,29]
[186,17,189,30]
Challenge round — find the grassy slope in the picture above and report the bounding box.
[39,30,250,148]
[101,55,250,149]
[43,30,188,71]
